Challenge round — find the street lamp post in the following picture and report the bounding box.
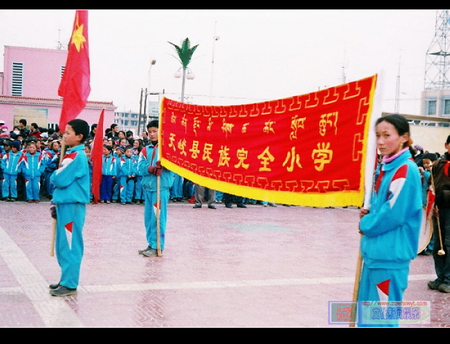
[174,67,194,103]
[210,22,220,104]
[168,38,199,104]
[143,59,157,134]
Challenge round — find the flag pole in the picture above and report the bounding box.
[349,72,382,327]
[156,103,163,257]
[156,175,161,257]
[50,138,67,257]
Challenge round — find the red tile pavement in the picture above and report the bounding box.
[0,199,448,327]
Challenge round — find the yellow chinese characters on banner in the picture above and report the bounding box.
[160,74,377,207]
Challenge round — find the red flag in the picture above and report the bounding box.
[426,185,436,218]
[91,109,104,204]
[58,10,91,131]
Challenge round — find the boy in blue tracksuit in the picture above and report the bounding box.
[20,140,45,203]
[358,114,422,327]
[137,120,174,257]
[133,147,144,204]
[100,144,117,203]
[49,119,90,297]
[1,140,22,201]
[41,140,60,199]
[112,145,123,203]
[119,145,137,204]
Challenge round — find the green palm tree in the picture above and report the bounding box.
[168,37,199,103]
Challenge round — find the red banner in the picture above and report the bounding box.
[160,75,378,207]
[91,109,104,204]
[58,10,91,130]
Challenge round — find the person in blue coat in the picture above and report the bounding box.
[48,119,90,297]
[358,114,422,327]
[137,120,174,257]
[100,144,117,203]
[1,140,22,201]
[20,140,45,203]
[119,145,137,204]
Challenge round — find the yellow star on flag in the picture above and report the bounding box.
[71,15,86,52]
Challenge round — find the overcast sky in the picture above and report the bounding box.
[0,9,439,114]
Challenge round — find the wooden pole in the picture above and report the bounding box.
[50,138,66,257]
[349,235,363,327]
[156,174,161,257]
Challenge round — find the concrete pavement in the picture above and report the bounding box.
[0,199,448,327]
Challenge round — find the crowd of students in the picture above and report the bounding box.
[0,121,279,207]
[0,122,148,204]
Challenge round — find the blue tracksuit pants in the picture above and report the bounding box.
[143,188,170,250]
[2,173,18,199]
[120,176,135,203]
[55,203,86,289]
[357,265,409,327]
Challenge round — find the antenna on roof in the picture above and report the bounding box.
[341,48,347,84]
[56,29,64,50]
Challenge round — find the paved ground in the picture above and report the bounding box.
[0,198,448,328]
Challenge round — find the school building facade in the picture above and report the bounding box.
[0,45,116,134]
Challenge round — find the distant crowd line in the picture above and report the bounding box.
[0,119,277,207]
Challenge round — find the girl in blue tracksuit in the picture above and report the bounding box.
[358,114,422,327]
[49,119,90,297]
[100,144,117,203]
[20,140,45,203]
[119,145,137,204]
[133,146,144,204]
[1,140,22,201]
[137,120,174,257]
[41,140,60,199]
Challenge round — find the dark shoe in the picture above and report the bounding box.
[193,204,202,209]
[225,203,233,208]
[237,204,247,208]
[419,249,432,256]
[49,285,77,297]
[143,248,161,257]
[428,279,442,290]
[49,283,60,289]
[208,205,216,209]
[138,246,151,255]
[438,283,450,293]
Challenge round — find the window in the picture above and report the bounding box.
[11,62,23,96]
[426,99,437,115]
[443,99,450,115]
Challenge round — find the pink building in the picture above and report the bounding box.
[0,45,116,134]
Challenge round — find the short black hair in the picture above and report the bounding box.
[423,153,437,162]
[68,119,89,143]
[147,120,159,129]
